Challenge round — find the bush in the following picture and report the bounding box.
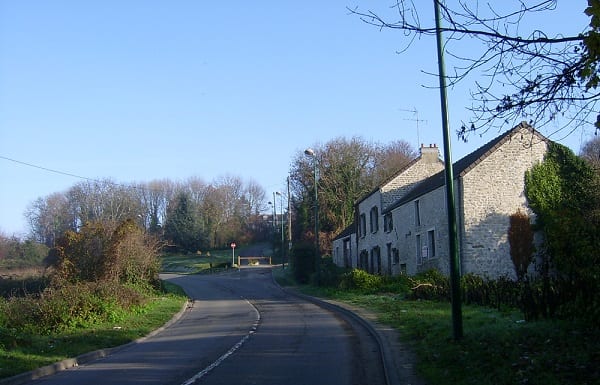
[312,257,346,287]
[460,273,521,311]
[0,236,49,268]
[339,269,384,293]
[0,275,50,299]
[49,219,160,287]
[408,269,450,301]
[290,242,315,284]
[0,281,149,334]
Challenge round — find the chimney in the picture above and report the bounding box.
[420,143,440,163]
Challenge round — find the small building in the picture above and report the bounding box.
[333,122,548,279]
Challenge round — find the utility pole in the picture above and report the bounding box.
[433,0,463,340]
[287,176,292,254]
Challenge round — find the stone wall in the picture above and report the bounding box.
[380,145,444,210]
[332,232,357,268]
[356,146,444,274]
[459,127,547,278]
[392,186,450,275]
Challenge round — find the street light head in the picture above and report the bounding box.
[304,148,315,157]
[275,191,281,196]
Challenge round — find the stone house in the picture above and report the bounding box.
[333,142,444,274]
[332,122,549,279]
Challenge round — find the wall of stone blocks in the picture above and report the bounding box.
[459,128,547,278]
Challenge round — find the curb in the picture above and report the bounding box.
[0,299,191,385]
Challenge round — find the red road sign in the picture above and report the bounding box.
[230,242,236,249]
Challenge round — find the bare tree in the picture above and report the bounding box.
[25,192,74,246]
[373,139,417,182]
[581,136,600,170]
[245,180,267,216]
[348,1,597,139]
[290,136,417,249]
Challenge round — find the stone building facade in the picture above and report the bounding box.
[332,144,444,275]
[332,122,549,279]
[332,224,356,268]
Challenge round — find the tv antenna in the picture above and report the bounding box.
[399,107,427,147]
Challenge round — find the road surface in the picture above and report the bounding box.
[25,267,386,385]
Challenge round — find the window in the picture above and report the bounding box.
[416,234,422,265]
[371,246,381,274]
[343,238,352,268]
[386,243,392,275]
[427,230,436,258]
[415,234,427,265]
[384,212,393,233]
[359,213,366,237]
[359,250,369,270]
[414,200,421,226]
[370,206,379,233]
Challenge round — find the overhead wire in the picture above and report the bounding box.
[0,154,99,182]
[0,154,157,192]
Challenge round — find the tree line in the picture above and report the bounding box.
[22,137,416,255]
[25,175,268,252]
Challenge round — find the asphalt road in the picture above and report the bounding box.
[24,267,386,385]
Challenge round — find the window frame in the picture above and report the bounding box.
[369,206,379,233]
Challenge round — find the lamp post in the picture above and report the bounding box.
[304,148,319,283]
[275,191,285,268]
[268,201,275,231]
[272,192,277,230]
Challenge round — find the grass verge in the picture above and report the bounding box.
[273,269,599,385]
[0,281,187,380]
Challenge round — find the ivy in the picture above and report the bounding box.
[524,142,600,321]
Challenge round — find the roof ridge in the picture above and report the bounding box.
[382,122,548,213]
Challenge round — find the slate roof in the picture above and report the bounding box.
[382,121,547,214]
[333,222,355,241]
[355,153,428,206]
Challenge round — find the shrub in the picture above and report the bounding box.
[0,275,50,299]
[313,257,346,287]
[48,219,160,287]
[339,269,384,293]
[0,281,148,334]
[508,209,534,281]
[290,242,315,284]
[408,269,450,301]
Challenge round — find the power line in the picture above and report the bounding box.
[0,155,149,192]
[0,155,98,182]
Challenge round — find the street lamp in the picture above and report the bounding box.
[304,148,319,283]
[276,191,285,268]
[268,201,275,230]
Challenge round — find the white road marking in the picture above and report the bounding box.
[180,297,261,385]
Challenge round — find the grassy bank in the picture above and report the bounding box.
[273,269,599,385]
[0,281,187,380]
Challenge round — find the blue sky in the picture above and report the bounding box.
[0,1,593,236]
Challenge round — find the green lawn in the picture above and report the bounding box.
[273,270,600,385]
